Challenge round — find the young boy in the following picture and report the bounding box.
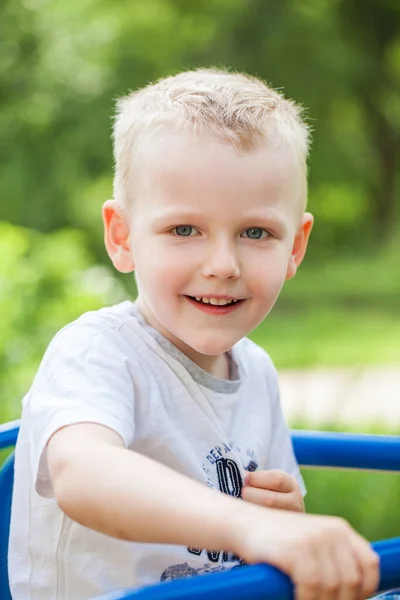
[9,68,379,600]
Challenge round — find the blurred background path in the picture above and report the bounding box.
[281,367,400,429]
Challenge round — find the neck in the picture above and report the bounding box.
[135,299,231,380]
[180,348,230,380]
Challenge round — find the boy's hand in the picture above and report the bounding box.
[242,469,304,512]
[235,506,380,600]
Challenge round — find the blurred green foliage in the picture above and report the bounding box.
[0,221,125,422]
[303,468,400,542]
[1,0,400,245]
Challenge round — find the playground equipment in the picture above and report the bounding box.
[1,419,399,600]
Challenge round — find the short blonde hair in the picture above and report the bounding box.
[113,68,310,212]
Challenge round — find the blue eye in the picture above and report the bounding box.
[242,228,268,240]
[174,225,196,237]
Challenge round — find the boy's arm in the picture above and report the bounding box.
[48,423,379,600]
[48,422,235,551]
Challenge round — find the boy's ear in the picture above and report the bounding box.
[102,200,135,273]
[285,212,314,281]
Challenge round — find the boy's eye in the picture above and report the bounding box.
[241,228,269,240]
[173,225,197,237]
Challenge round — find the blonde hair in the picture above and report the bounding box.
[113,68,310,212]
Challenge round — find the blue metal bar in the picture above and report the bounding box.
[94,565,292,600]
[375,538,400,593]
[0,421,19,450]
[0,453,14,600]
[291,430,400,471]
[92,537,400,599]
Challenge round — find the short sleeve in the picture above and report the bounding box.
[24,321,138,498]
[265,363,306,496]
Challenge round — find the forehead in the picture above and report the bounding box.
[134,131,304,220]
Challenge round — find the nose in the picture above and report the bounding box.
[201,238,241,280]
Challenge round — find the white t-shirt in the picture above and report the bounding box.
[9,301,305,600]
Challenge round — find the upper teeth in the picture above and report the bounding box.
[195,297,237,305]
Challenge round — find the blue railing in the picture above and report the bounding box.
[91,536,400,600]
[0,421,19,449]
[1,420,399,599]
[2,420,399,471]
[291,430,400,471]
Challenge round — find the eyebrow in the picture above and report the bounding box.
[151,209,206,226]
[239,209,287,229]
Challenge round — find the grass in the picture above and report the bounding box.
[302,467,399,542]
[249,247,400,368]
[250,305,400,369]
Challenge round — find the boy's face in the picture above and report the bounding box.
[104,132,313,365]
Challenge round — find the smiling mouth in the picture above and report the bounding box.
[186,296,244,306]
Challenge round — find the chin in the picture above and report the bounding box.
[189,338,236,357]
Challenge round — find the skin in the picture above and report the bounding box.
[47,132,379,599]
[242,469,305,513]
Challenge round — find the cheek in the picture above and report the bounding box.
[246,247,290,295]
[135,244,191,293]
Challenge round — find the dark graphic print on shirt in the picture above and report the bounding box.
[159,442,259,581]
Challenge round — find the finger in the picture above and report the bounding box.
[242,486,302,511]
[292,546,322,600]
[333,542,362,600]
[349,534,380,599]
[245,469,295,493]
[314,546,342,600]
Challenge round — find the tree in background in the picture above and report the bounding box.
[338,0,400,236]
[1,0,399,252]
